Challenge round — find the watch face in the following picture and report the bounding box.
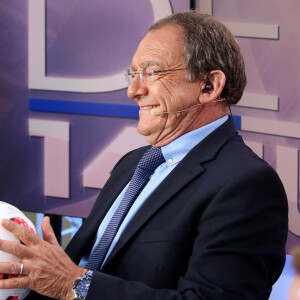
[76,278,91,297]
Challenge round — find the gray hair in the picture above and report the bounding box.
[146,11,247,105]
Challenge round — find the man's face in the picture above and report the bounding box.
[127,25,202,147]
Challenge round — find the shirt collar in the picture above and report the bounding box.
[161,115,229,166]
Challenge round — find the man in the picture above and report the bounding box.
[0,11,288,300]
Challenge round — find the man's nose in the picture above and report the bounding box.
[127,77,148,100]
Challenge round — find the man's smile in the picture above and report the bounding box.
[140,105,160,110]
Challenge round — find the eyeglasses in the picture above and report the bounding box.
[125,68,188,84]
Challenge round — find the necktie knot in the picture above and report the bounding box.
[137,147,165,172]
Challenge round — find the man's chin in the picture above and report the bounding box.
[137,124,151,138]
[137,125,155,144]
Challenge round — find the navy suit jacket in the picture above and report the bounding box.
[29,118,288,299]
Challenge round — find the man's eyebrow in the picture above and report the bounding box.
[131,60,163,71]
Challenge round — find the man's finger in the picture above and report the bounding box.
[1,219,39,246]
[0,239,32,259]
[41,216,60,246]
[0,273,31,290]
[0,261,26,276]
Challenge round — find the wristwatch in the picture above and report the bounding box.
[72,270,94,300]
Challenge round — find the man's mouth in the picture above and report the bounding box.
[140,105,159,110]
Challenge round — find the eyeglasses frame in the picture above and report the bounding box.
[125,67,189,84]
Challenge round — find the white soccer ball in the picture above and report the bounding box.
[0,201,36,300]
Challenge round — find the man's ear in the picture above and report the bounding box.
[199,70,226,104]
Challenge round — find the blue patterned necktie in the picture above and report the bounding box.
[85,147,165,271]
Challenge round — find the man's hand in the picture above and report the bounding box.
[0,216,87,299]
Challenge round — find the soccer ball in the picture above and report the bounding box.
[0,201,36,300]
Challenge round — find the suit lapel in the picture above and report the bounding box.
[103,118,237,267]
[87,147,151,229]
[66,147,150,261]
